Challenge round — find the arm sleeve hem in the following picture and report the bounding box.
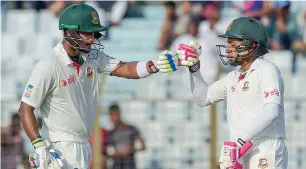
[106,60,120,75]
[21,98,38,108]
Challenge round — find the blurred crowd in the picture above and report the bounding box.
[157,1,306,79]
[2,0,306,75]
[158,1,306,53]
[1,0,146,37]
[4,1,305,53]
[89,104,146,169]
[1,113,29,169]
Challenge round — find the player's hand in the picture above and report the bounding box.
[176,40,202,67]
[152,50,178,73]
[219,140,252,169]
[29,139,64,169]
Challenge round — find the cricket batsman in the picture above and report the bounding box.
[18,3,181,169]
[177,17,288,169]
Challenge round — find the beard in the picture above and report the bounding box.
[78,42,93,53]
[79,48,91,53]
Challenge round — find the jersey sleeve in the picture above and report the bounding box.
[96,52,120,75]
[261,65,283,105]
[21,60,55,108]
[206,73,230,104]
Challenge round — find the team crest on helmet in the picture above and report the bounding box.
[87,67,94,78]
[258,158,268,168]
[242,81,249,91]
[227,21,233,31]
[92,12,100,24]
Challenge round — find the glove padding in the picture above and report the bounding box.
[29,140,64,169]
[177,40,202,67]
[153,50,178,73]
[219,141,253,169]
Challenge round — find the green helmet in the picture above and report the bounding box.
[59,3,107,39]
[58,3,107,57]
[216,17,269,66]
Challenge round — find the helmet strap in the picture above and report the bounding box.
[237,43,260,59]
[235,40,252,53]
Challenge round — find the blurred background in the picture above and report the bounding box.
[1,1,306,169]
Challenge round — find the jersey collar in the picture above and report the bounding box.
[54,42,87,66]
[237,57,264,73]
[235,57,264,81]
[249,57,264,70]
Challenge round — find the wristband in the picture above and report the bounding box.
[136,61,151,78]
[31,135,46,149]
[237,138,246,146]
[189,60,200,73]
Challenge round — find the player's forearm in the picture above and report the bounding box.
[18,102,40,140]
[111,61,156,79]
[190,71,211,107]
[241,103,280,141]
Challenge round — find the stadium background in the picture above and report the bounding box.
[1,1,306,169]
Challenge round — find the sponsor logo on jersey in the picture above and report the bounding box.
[270,89,279,96]
[60,75,76,87]
[242,81,249,91]
[86,67,94,78]
[258,158,268,168]
[24,84,34,98]
[67,75,76,84]
[264,89,279,98]
[60,80,67,87]
[264,91,269,98]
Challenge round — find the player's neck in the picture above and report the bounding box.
[62,41,79,57]
[240,56,257,72]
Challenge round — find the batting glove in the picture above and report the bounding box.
[152,50,178,73]
[177,40,202,73]
[219,139,253,169]
[29,136,64,169]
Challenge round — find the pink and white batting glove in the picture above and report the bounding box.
[177,40,202,72]
[219,139,253,169]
